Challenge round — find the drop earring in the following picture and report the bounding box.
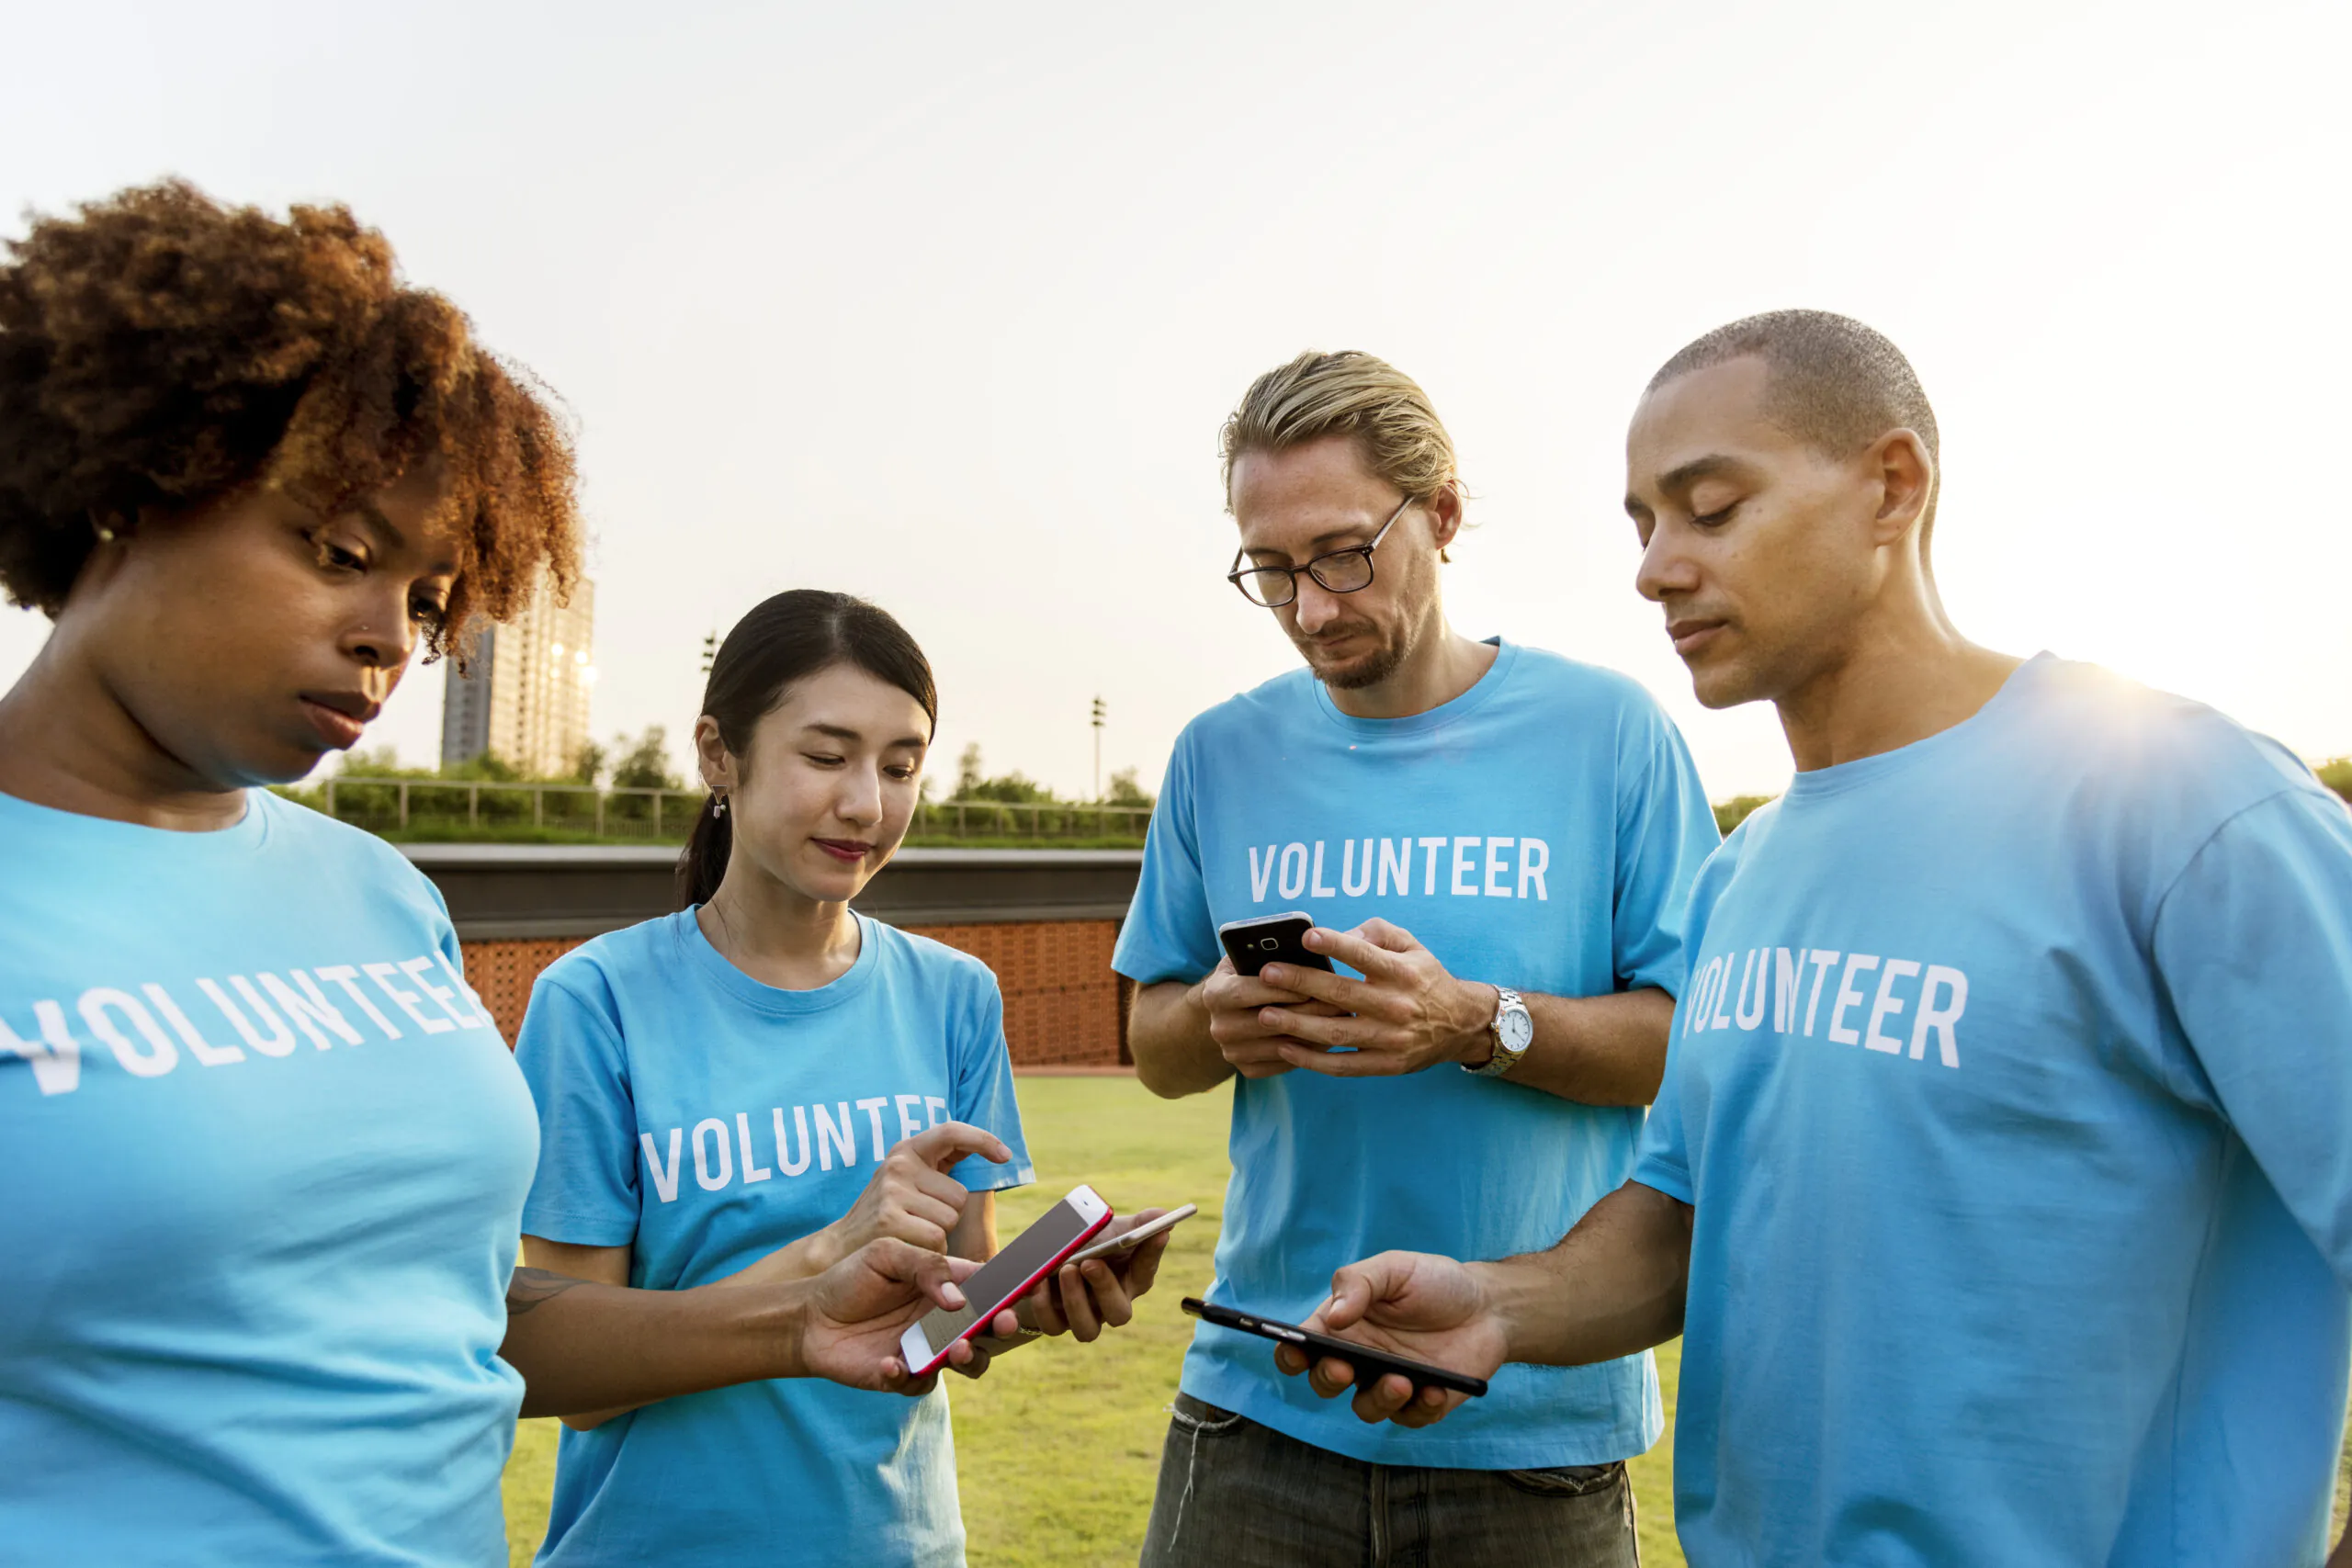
[713,795,729,819]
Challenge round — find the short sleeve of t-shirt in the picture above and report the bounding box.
[2153,785,2352,1281]
[947,969,1036,1193]
[1113,730,1221,986]
[1610,699,1722,997]
[1633,829,1745,1204]
[514,969,641,1248]
[1632,1034,1696,1205]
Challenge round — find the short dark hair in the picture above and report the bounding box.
[0,180,581,655]
[1649,310,1939,535]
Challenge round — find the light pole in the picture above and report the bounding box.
[1091,695,1106,802]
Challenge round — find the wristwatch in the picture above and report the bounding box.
[1464,987,1533,1078]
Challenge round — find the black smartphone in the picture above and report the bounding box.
[1182,1297,1489,1399]
[1216,911,1334,978]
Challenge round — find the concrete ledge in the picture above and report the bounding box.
[403,843,1142,940]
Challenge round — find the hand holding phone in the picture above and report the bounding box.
[898,1187,1113,1377]
[1200,912,1347,1081]
[1022,1204,1193,1343]
[1068,1202,1195,1266]
[1263,1249,1510,1430]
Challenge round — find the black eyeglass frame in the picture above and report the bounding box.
[1226,493,1415,608]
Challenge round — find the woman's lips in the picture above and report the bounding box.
[813,839,874,863]
[300,698,368,750]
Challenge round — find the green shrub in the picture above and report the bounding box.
[1713,794,1775,836]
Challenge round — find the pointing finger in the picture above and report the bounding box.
[903,1121,1012,1171]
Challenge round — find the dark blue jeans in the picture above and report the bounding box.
[1138,1393,1642,1568]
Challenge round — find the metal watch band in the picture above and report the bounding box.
[1466,986,1532,1077]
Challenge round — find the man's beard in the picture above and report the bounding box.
[1295,619,1409,691]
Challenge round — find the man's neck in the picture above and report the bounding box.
[1773,608,2022,773]
[1325,623,1498,721]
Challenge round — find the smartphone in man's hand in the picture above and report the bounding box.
[1216,912,1334,978]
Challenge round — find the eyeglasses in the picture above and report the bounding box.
[1227,493,1414,609]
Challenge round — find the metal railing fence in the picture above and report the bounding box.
[304,776,1151,842]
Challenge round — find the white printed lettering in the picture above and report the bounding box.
[3,1001,81,1095]
[1734,950,1768,1030]
[924,1096,948,1127]
[1341,838,1374,897]
[814,1102,857,1170]
[199,977,296,1057]
[1683,956,1724,1035]
[1378,839,1412,897]
[640,1129,683,1202]
[1707,958,1736,1030]
[1773,950,1802,1033]
[1804,951,1842,1036]
[774,1107,813,1176]
[896,1094,926,1142]
[857,1096,891,1160]
[259,972,362,1049]
[1277,842,1308,900]
[78,988,178,1077]
[1419,838,1446,895]
[143,982,243,1066]
[1484,838,1514,898]
[1517,839,1550,902]
[1864,960,1922,1055]
[432,952,492,1026]
[362,963,452,1035]
[401,957,476,1029]
[736,1112,774,1182]
[1826,955,1881,1045]
[1911,966,1967,1067]
[1308,841,1337,898]
[312,965,403,1039]
[1452,837,1481,897]
[692,1118,733,1190]
[1249,845,1279,903]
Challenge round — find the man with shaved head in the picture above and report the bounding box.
[1280,311,2352,1565]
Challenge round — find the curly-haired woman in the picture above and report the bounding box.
[0,182,994,1568]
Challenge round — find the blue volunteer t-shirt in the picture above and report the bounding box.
[1114,639,1719,1469]
[0,788,536,1568]
[1636,655,2352,1567]
[514,908,1034,1568]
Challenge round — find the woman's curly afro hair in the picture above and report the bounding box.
[0,179,580,660]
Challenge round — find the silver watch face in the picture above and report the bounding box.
[1498,1002,1533,1054]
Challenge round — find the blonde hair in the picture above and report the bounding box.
[1220,350,1462,513]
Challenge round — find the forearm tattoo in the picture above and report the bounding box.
[507,1267,586,1316]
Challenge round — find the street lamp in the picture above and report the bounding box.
[1091,695,1106,802]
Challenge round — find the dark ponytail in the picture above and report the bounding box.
[677,590,939,908]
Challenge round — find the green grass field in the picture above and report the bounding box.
[502,1077,2349,1566]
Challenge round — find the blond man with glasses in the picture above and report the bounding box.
[1115,351,1721,1566]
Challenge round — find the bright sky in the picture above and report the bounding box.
[4,1,2345,802]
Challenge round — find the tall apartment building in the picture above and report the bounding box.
[440,575,596,777]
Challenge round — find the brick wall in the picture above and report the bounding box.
[459,918,1127,1069]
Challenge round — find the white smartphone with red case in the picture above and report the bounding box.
[898,1184,1113,1376]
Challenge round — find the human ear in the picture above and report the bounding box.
[1426,485,1464,559]
[1869,430,1934,546]
[692,715,738,795]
